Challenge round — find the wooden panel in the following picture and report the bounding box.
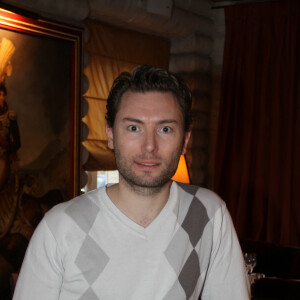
[85,19,170,68]
[82,98,107,140]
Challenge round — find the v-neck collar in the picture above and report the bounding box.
[100,182,178,239]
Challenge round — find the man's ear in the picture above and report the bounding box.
[181,130,191,155]
[106,124,114,150]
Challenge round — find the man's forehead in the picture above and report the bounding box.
[114,90,184,127]
[119,90,178,107]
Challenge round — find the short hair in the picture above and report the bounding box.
[0,83,7,95]
[106,65,192,132]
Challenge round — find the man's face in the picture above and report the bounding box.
[106,90,191,190]
[0,91,6,108]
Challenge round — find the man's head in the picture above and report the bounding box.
[106,65,192,132]
[106,65,192,194]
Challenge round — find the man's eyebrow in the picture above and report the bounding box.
[122,117,179,125]
[158,119,179,125]
[122,117,143,124]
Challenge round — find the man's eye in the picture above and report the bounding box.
[161,126,172,133]
[128,125,139,132]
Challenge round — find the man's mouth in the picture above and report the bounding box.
[135,160,160,167]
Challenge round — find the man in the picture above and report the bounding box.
[13,65,250,299]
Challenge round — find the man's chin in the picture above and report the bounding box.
[124,179,171,196]
[121,174,172,190]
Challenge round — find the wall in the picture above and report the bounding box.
[1,0,226,189]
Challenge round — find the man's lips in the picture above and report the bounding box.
[134,160,160,167]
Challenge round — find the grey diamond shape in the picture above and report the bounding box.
[178,249,200,299]
[65,198,100,233]
[163,279,186,300]
[75,235,109,285]
[164,227,191,275]
[79,287,99,300]
[181,196,209,247]
[177,182,199,196]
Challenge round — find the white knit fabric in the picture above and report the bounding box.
[13,181,250,300]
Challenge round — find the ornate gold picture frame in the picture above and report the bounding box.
[0,7,83,214]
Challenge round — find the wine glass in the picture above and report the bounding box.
[244,253,257,274]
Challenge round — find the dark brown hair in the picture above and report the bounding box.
[106,65,192,132]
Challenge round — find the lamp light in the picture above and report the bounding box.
[172,155,190,184]
[0,4,39,20]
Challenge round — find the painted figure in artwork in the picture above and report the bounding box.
[0,37,20,189]
[0,37,22,240]
[0,83,21,189]
[0,37,64,298]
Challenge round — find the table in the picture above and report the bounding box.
[251,277,300,300]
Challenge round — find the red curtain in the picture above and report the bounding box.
[214,0,300,247]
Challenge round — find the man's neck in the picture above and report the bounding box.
[106,180,172,228]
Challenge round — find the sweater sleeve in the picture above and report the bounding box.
[13,218,63,300]
[201,203,251,300]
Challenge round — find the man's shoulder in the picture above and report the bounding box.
[43,188,104,232]
[174,181,224,205]
[46,188,101,213]
[174,181,225,219]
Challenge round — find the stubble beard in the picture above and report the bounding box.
[114,147,182,196]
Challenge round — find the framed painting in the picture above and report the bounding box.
[0,6,83,240]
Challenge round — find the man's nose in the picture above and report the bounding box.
[142,131,158,153]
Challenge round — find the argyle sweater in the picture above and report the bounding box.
[13,181,250,300]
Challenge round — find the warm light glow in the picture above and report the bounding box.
[172,155,190,184]
[0,8,11,13]
[0,8,16,16]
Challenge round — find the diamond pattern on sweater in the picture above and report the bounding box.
[164,226,191,275]
[79,287,98,300]
[178,249,200,299]
[75,235,109,285]
[65,198,99,233]
[181,196,209,247]
[176,182,198,196]
[163,279,186,300]
[164,183,210,299]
